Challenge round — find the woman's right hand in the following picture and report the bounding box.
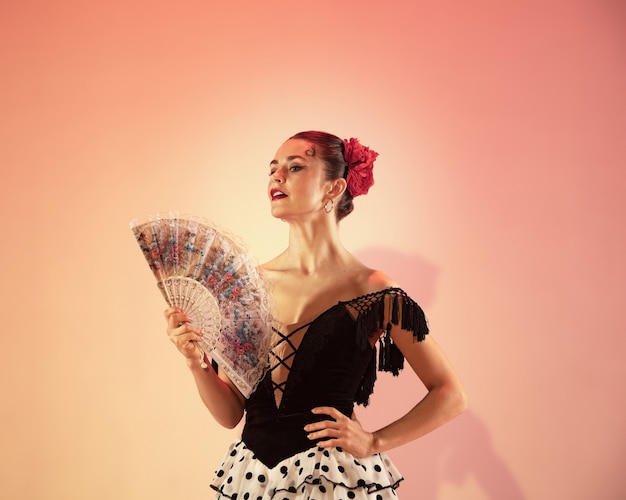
[164,306,204,361]
[164,306,245,428]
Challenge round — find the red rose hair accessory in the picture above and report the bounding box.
[343,138,379,197]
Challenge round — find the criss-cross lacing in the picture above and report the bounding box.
[269,323,311,406]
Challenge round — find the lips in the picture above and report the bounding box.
[270,188,287,200]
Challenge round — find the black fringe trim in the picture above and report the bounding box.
[353,288,429,406]
[378,322,404,376]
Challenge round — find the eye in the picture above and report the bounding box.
[268,168,276,176]
[289,165,302,172]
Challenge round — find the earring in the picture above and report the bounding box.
[324,199,334,213]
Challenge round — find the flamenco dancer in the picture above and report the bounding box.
[164,131,467,499]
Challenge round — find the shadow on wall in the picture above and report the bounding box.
[355,247,526,500]
[354,247,439,305]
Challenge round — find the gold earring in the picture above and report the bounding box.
[324,199,334,213]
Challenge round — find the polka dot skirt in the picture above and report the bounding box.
[210,440,403,499]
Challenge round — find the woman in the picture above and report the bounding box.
[164,131,466,499]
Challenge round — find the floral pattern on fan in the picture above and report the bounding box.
[130,212,272,398]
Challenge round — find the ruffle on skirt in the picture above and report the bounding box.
[210,440,403,499]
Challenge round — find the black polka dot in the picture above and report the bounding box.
[338,465,345,473]
[321,465,329,472]
[319,485,327,493]
[257,474,266,483]
[347,492,356,499]
[230,449,237,457]
[376,495,383,500]
[374,464,382,472]
[216,469,225,477]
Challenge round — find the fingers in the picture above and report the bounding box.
[164,307,200,336]
[172,322,203,340]
[311,406,344,419]
[305,407,373,457]
[164,306,191,329]
[164,306,203,358]
[305,407,346,434]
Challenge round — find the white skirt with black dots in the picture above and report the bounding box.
[210,440,403,499]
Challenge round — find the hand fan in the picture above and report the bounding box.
[130,212,272,398]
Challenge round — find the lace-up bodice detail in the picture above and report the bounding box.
[269,323,312,407]
[242,287,428,468]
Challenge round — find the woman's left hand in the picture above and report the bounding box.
[305,407,376,458]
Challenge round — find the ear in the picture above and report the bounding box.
[327,178,347,199]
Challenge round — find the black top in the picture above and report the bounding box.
[242,287,429,468]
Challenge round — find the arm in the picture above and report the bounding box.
[369,327,467,452]
[307,324,466,457]
[165,307,245,429]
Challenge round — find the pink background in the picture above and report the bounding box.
[1,1,625,499]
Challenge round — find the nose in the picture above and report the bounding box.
[270,166,285,183]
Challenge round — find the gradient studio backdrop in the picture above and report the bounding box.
[1,1,625,499]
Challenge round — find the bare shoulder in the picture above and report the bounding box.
[366,268,399,288]
[358,267,400,295]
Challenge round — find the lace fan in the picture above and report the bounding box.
[130,212,272,398]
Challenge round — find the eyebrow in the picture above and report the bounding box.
[269,155,307,166]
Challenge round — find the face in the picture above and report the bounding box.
[267,139,331,221]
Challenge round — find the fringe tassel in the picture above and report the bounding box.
[401,295,428,342]
[355,294,386,349]
[378,322,404,376]
[392,294,399,324]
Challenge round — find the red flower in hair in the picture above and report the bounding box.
[343,138,378,197]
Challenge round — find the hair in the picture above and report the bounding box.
[289,130,354,221]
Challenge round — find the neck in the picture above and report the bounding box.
[281,218,350,275]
